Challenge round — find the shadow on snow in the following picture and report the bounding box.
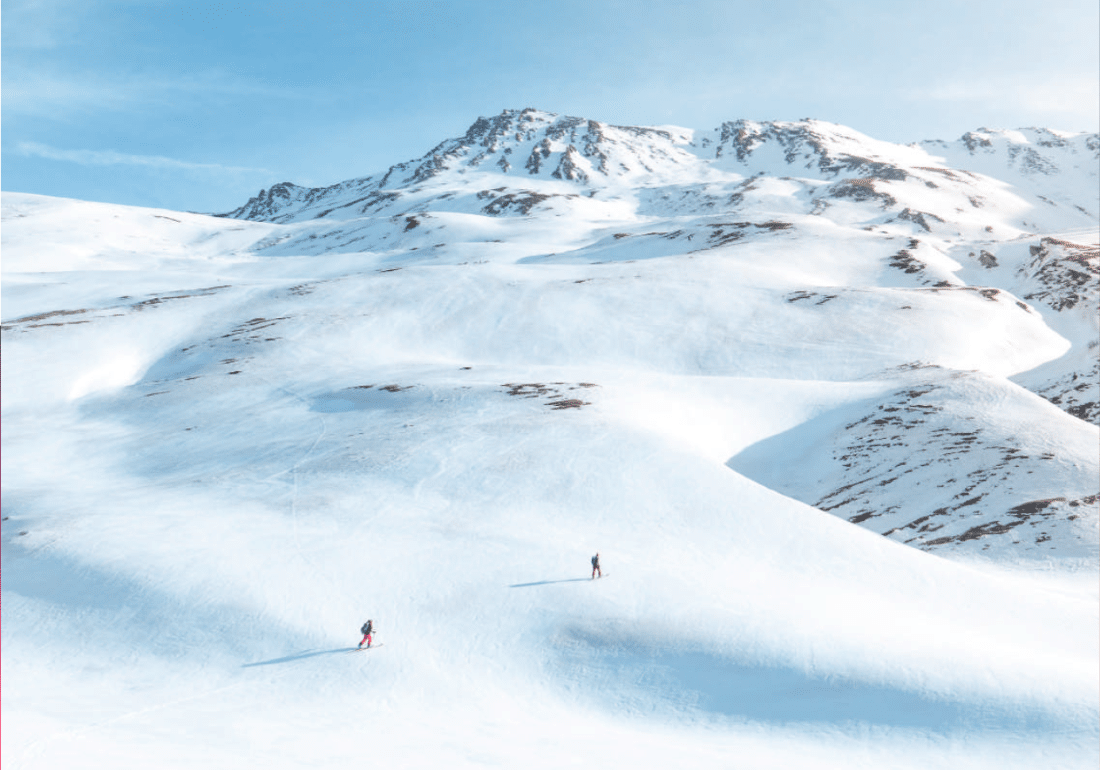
[242,648,354,667]
[510,577,592,588]
[557,630,1072,734]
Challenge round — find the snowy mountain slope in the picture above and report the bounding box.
[729,365,1098,559]
[950,231,1100,425]
[920,128,1099,216]
[221,111,1096,239]
[219,109,706,223]
[3,108,1099,769]
[216,109,1098,431]
[6,110,1097,561]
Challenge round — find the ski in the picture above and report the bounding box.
[348,643,384,653]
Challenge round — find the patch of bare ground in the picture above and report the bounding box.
[341,384,415,393]
[218,317,291,344]
[3,286,233,334]
[698,221,795,249]
[502,382,598,410]
[480,190,556,216]
[785,290,838,305]
[921,495,1100,547]
[828,178,897,208]
[889,238,925,275]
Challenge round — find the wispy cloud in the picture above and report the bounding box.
[2,69,315,120]
[16,141,270,175]
[905,76,1100,130]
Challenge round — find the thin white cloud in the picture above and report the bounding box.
[16,141,270,175]
[3,69,315,120]
[906,76,1100,130]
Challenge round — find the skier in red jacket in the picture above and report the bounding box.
[358,619,374,649]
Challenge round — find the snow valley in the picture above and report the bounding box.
[2,109,1097,769]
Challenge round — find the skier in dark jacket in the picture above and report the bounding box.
[591,552,601,579]
[359,619,374,649]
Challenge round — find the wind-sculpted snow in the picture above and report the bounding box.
[2,109,1098,769]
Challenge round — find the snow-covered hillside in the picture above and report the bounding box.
[3,109,1097,769]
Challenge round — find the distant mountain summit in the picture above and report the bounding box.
[408,108,698,182]
[221,108,1098,232]
[219,108,700,221]
[924,126,1100,176]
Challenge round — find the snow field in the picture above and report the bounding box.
[3,151,1098,770]
[4,392,1096,767]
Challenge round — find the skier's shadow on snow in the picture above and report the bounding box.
[242,648,352,667]
[510,578,591,588]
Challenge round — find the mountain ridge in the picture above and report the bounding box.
[218,108,1099,227]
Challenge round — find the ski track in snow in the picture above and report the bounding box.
[2,111,1098,769]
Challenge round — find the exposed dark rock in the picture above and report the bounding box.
[482,191,554,216]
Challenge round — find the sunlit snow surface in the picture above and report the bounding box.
[3,113,1098,768]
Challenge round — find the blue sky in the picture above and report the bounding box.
[3,0,1098,213]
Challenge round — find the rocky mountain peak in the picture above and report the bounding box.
[921,127,1100,180]
[218,110,1098,233]
[701,118,923,181]
[392,107,695,188]
[225,181,309,221]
